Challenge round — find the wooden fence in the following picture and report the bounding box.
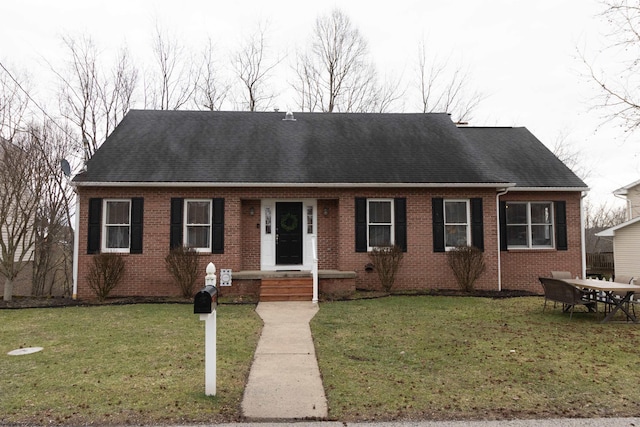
[586,252,614,278]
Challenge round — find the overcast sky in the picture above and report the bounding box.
[2,0,638,207]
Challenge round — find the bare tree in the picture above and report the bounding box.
[109,46,138,127]
[583,0,640,131]
[0,131,48,301]
[0,63,30,141]
[232,23,280,112]
[294,9,378,113]
[551,131,591,182]
[371,74,406,113]
[584,199,627,253]
[195,38,231,111]
[55,34,137,161]
[416,38,482,122]
[145,23,197,110]
[294,9,402,113]
[30,120,75,297]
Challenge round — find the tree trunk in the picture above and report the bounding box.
[3,277,13,301]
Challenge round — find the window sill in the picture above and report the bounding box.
[506,247,556,252]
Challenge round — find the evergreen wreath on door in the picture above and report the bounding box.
[280,212,298,232]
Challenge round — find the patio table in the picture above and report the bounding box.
[563,278,640,323]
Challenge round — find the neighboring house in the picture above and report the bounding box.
[71,110,588,300]
[613,179,640,220]
[0,139,35,297]
[596,180,640,280]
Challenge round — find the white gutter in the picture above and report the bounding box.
[73,181,518,189]
[506,186,589,192]
[72,195,80,299]
[496,188,510,291]
[613,191,632,221]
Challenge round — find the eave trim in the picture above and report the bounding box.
[73,181,518,189]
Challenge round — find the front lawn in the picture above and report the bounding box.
[0,304,261,425]
[2,296,640,424]
[311,296,640,421]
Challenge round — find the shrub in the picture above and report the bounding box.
[165,245,200,298]
[86,253,125,301]
[368,245,404,293]
[447,245,486,292]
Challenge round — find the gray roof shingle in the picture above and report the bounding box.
[458,126,587,188]
[73,110,587,189]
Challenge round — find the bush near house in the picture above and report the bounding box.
[367,245,404,293]
[86,253,125,301]
[447,245,486,292]
[165,245,200,298]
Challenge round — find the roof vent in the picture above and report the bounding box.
[283,111,296,121]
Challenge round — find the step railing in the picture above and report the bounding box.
[311,234,318,303]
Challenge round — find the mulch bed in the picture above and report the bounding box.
[0,296,192,309]
[0,289,538,309]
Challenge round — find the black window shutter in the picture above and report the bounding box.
[499,201,508,251]
[170,198,184,249]
[212,198,224,254]
[555,201,568,251]
[394,198,407,252]
[87,198,102,254]
[355,198,367,252]
[130,198,144,254]
[470,198,484,251]
[432,198,445,252]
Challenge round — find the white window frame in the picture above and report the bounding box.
[367,198,395,250]
[102,199,131,253]
[184,199,212,252]
[505,201,554,249]
[444,199,470,250]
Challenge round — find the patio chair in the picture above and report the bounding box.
[538,277,597,319]
[607,275,636,318]
[551,271,572,279]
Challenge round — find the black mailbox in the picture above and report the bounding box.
[194,285,217,314]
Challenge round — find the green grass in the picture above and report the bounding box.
[311,296,640,421]
[3,297,640,424]
[0,304,262,425]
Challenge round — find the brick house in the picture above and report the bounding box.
[71,110,587,300]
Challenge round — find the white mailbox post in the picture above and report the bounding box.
[195,262,217,396]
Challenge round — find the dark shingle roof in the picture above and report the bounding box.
[73,110,587,189]
[458,127,587,188]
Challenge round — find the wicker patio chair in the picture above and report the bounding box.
[538,277,597,319]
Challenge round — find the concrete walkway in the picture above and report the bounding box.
[241,301,328,420]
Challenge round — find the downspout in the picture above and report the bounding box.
[72,193,80,299]
[496,188,510,291]
[581,192,587,279]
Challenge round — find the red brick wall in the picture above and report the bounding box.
[240,199,261,270]
[499,191,583,294]
[333,188,500,292]
[317,199,339,270]
[75,186,583,299]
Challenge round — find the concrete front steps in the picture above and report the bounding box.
[260,277,313,302]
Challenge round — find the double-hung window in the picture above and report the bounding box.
[444,199,470,248]
[103,199,131,252]
[368,199,394,249]
[355,197,407,252]
[506,202,553,248]
[185,200,211,251]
